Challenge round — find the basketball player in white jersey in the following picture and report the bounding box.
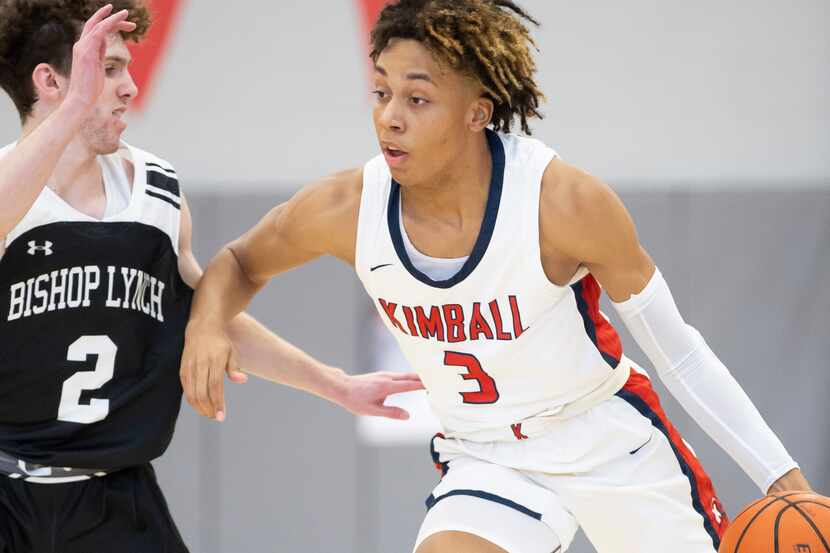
[181,1,814,551]
[0,3,420,550]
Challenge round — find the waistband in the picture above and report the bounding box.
[443,358,636,443]
[0,450,113,484]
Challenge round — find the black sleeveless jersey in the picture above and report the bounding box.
[0,144,192,470]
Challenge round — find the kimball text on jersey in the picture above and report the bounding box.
[378,295,528,342]
[7,265,166,323]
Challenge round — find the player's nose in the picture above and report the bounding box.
[378,99,405,133]
[120,69,139,102]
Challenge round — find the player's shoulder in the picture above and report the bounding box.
[540,158,621,228]
[497,131,558,167]
[0,142,15,160]
[122,143,176,173]
[121,143,182,207]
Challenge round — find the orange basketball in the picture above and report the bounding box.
[719,493,830,552]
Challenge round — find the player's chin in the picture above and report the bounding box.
[100,133,123,155]
[388,164,417,185]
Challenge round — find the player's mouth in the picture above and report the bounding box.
[382,144,409,167]
[112,107,128,131]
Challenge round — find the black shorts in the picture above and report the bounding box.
[0,463,188,553]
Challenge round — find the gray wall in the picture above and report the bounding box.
[154,185,830,553]
[0,0,828,187]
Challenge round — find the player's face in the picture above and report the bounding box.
[77,35,138,155]
[372,39,485,187]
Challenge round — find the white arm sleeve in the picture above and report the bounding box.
[612,268,797,493]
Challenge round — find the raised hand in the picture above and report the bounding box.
[65,4,136,111]
[180,321,248,422]
[338,371,425,420]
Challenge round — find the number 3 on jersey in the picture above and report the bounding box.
[57,335,117,424]
[444,351,499,404]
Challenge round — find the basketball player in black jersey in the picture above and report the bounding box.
[0,2,422,551]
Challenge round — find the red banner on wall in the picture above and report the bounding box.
[126,0,186,111]
[357,0,393,53]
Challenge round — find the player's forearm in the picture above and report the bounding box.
[226,313,346,405]
[0,102,88,237]
[613,268,798,492]
[656,341,798,492]
[187,247,264,330]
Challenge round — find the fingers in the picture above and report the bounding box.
[385,380,426,394]
[75,9,134,71]
[208,353,228,423]
[384,372,422,382]
[193,351,215,419]
[81,4,114,37]
[179,351,197,413]
[227,370,249,384]
[375,406,410,420]
[93,10,135,39]
[226,348,248,384]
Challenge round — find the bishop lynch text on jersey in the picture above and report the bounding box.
[7,265,166,323]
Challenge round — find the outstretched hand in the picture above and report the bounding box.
[338,371,425,420]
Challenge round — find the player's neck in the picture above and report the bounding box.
[21,118,103,199]
[400,132,492,228]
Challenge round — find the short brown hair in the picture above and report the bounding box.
[370,0,544,135]
[0,0,151,121]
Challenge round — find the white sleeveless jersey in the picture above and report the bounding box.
[355,130,626,439]
[1,142,182,255]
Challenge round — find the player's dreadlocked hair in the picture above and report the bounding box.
[0,0,151,122]
[370,0,544,135]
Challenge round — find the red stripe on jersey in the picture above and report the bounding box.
[577,275,622,364]
[621,371,730,541]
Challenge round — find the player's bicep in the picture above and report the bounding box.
[228,200,323,285]
[580,185,655,301]
[229,170,361,283]
[542,161,654,301]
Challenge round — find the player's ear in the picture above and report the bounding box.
[31,63,68,104]
[468,96,494,133]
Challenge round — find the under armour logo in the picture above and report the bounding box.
[27,241,53,256]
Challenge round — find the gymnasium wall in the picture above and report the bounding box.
[0,1,827,552]
[0,0,827,187]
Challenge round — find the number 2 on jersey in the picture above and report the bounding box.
[57,335,117,424]
[444,351,499,404]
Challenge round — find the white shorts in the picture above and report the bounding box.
[414,369,728,553]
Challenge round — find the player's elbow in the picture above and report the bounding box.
[223,244,268,294]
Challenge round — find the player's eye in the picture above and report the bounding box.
[372,90,388,101]
[105,66,118,77]
[410,96,428,106]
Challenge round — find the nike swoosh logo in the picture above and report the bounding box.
[370,263,394,272]
[629,435,652,455]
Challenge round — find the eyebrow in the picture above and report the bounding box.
[374,65,436,84]
[105,55,131,65]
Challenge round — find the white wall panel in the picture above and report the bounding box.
[0,0,826,191]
